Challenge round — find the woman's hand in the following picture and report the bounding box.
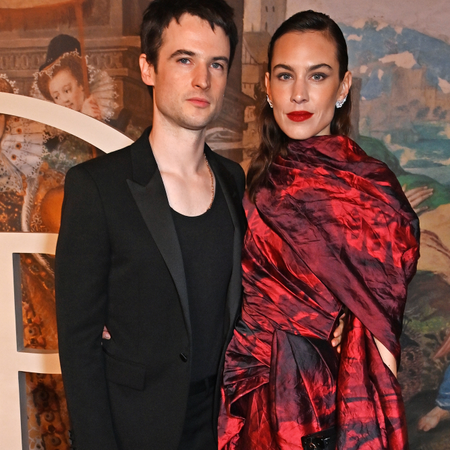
[102,315,349,350]
[330,313,345,353]
[81,95,102,120]
[374,337,397,377]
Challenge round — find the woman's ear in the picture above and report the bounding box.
[139,54,155,87]
[337,71,352,102]
[264,72,272,104]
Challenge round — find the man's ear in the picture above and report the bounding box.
[139,54,155,87]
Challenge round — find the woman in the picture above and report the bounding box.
[33,34,117,122]
[37,52,102,119]
[219,11,419,450]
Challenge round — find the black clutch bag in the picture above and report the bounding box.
[301,427,336,450]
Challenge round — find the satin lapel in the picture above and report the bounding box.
[127,136,191,339]
[206,147,245,334]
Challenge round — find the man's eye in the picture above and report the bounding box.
[179,58,190,64]
[211,62,224,70]
[277,73,292,81]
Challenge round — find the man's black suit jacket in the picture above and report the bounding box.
[55,128,246,449]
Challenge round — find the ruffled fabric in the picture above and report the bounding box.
[88,67,118,121]
[219,135,419,449]
[0,116,46,193]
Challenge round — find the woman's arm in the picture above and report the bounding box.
[374,337,397,377]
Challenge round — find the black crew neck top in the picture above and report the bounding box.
[171,178,234,382]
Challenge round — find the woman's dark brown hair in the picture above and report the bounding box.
[247,10,352,202]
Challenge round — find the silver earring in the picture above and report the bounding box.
[266,94,273,108]
[335,95,347,109]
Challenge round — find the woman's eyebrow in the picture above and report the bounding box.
[272,63,333,71]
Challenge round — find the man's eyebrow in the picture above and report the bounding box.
[169,49,229,65]
[212,56,230,65]
[169,49,196,59]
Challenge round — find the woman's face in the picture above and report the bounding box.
[265,30,351,140]
[48,69,85,111]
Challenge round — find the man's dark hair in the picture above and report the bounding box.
[141,0,238,72]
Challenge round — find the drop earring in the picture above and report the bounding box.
[335,95,347,109]
[266,94,273,108]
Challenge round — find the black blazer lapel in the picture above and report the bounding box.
[127,132,192,339]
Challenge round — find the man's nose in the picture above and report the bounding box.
[193,64,211,90]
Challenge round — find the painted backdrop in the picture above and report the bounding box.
[0,0,449,448]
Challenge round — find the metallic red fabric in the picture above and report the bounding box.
[219,135,419,449]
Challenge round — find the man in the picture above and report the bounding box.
[55,1,245,449]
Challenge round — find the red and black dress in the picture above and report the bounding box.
[219,135,419,450]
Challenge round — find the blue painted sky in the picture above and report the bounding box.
[340,21,450,100]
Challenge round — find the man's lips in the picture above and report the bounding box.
[287,111,313,122]
[187,97,210,107]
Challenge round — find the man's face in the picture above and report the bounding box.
[140,13,230,132]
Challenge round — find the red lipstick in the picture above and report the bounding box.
[287,111,313,122]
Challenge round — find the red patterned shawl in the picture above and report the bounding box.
[219,135,419,449]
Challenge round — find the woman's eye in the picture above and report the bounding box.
[211,62,224,70]
[311,73,326,81]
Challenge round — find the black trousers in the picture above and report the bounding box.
[178,379,216,450]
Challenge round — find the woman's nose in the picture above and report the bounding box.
[291,79,308,103]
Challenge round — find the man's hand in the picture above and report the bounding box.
[103,317,348,351]
[330,313,345,353]
[102,326,111,340]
